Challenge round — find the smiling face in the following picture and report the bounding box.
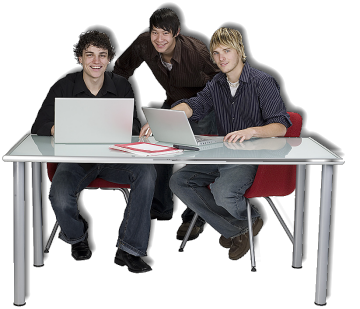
[212,44,244,81]
[150,27,178,58]
[78,45,109,81]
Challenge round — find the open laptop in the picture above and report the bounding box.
[142,107,224,146]
[55,98,134,143]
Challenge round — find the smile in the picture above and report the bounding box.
[91,66,102,69]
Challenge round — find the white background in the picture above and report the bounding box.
[1,1,358,308]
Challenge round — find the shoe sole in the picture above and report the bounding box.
[114,257,152,273]
[71,251,92,261]
[229,218,264,260]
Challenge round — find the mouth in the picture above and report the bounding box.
[91,66,102,69]
[155,42,167,48]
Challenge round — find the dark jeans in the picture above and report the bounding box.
[152,103,217,225]
[169,164,260,238]
[49,163,156,256]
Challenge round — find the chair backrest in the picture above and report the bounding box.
[244,112,302,199]
[46,163,130,189]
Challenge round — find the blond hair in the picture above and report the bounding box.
[210,27,246,63]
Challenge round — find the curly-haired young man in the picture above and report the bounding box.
[32,30,155,273]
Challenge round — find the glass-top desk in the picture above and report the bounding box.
[3,134,344,306]
[4,134,343,164]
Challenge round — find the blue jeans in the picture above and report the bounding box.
[169,164,260,238]
[152,106,218,219]
[49,163,156,256]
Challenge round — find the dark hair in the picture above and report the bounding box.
[149,8,180,36]
[73,30,116,63]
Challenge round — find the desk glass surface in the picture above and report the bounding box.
[3,134,343,165]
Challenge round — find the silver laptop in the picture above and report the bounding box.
[142,107,224,146]
[55,98,134,143]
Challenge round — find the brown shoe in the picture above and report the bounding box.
[219,235,232,249]
[228,217,264,260]
[176,222,204,241]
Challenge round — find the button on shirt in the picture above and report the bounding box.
[113,32,219,107]
[172,62,292,135]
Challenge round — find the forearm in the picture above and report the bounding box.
[250,123,287,138]
[171,103,193,118]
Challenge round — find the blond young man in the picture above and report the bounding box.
[169,28,292,260]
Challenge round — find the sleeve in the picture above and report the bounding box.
[31,83,60,135]
[113,35,146,79]
[258,76,292,129]
[120,78,141,135]
[171,79,215,122]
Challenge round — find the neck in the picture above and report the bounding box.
[226,61,244,83]
[83,73,104,96]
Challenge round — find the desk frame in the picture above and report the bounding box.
[6,135,342,306]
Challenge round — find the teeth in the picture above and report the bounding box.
[92,66,101,69]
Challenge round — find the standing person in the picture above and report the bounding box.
[32,30,156,273]
[114,8,219,240]
[169,27,292,260]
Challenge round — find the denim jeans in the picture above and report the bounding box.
[152,106,218,221]
[169,164,260,238]
[49,163,156,256]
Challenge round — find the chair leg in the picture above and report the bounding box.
[179,213,199,252]
[119,188,130,203]
[246,199,256,272]
[44,221,59,253]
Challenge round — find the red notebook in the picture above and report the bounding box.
[110,142,183,156]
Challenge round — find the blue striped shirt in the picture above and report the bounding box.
[172,62,292,136]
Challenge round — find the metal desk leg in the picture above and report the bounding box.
[293,165,306,268]
[13,162,26,306]
[32,163,44,267]
[315,165,333,306]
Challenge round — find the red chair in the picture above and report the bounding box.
[179,112,303,271]
[44,163,131,253]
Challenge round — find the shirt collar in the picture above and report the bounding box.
[73,71,117,96]
[218,61,251,85]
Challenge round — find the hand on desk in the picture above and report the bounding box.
[139,123,152,138]
[224,128,255,143]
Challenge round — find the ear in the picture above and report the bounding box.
[174,28,180,37]
[78,57,83,65]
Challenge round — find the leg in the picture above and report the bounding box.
[13,162,26,306]
[315,165,333,306]
[170,165,258,238]
[98,164,156,257]
[151,164,174,220]
[49,163,98,244]
[32,162,44,267]
[293,165,306,268]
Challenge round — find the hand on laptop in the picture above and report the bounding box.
[139,123,152,138]
[51,125,55,136]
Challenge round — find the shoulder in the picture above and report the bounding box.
[108,71,130,83]
[132,32,152,47]
[49,71,80,92]
[249,66,275,82]
[179,34,209,52]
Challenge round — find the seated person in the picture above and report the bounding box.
[31,30,156,273]
[168,27,292,260]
